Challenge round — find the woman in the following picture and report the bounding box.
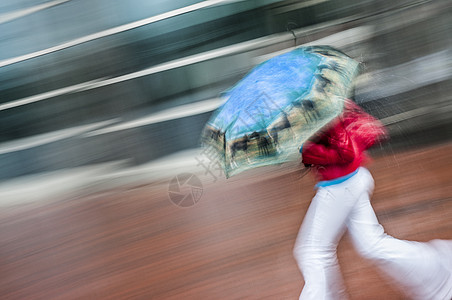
[293,99,452,299]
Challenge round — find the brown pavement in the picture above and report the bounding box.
[0,142,451,299]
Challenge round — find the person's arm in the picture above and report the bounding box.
[302,123,355,165]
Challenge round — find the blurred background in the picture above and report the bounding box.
[1,1,451,299]
[0,0,450,184]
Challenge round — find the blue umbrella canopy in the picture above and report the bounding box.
[202,45,361,177]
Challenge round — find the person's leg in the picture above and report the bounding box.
[346,168,452,299]
[293,184,360,300]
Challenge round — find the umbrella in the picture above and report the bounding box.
[201,45,361,178]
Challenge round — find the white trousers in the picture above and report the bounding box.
[293,167,452,300]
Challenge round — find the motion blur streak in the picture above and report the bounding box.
[0,0,239,68]
[0,0,450,299]
[0,0,70,25]
[0,24,370,112]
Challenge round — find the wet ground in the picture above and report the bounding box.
[0,142,451,299]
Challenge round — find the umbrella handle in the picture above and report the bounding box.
[297,164,311,180]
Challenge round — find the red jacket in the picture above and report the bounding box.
[302,100,387,181]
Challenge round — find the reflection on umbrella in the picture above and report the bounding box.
[201,45,361,177]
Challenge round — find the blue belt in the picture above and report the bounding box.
[315,169,359,188]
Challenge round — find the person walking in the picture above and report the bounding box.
[293,99,452,299]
